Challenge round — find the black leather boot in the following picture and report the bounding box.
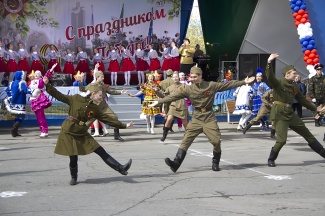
[165,148,186,173]
[242,123,252,134]
[114,128,124,141]
[323,133,325,142]
[104,155,132,175]
[160,127,169,142]
[308,139,325,158]
[11,121,21,137]
[267,147,279,167]
[318,118,323,126]
[270,129,276,138]
[69,166,78,185]
[212,151,221,171]
[90,128,95,135]
[315,119,320,127]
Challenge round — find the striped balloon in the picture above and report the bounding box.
[290,0,319,78]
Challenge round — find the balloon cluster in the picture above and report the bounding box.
[290,0,319,77]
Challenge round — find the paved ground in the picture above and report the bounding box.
[1,120,325,216]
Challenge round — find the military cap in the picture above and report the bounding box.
[167,69,173,76]
[282,65,296,76]
[190,65,202,75]
[314,63,324,70]
[85,83,102,93]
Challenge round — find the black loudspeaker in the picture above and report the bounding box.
[259,54,276,74]
[50,74,72,86]
[239,54,259,80]
[239,54,276,80]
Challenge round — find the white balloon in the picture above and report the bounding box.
[307,31,313,37]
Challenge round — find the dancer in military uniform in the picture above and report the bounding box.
[155,72,188,142]
[265,54,325,167]
[178,38,195,75]
[243,89,276,138]
[159,69,176,132]
[43,68,133,185]
[78,64,127,141]
[149,65,255,172]
[308,63,325,126]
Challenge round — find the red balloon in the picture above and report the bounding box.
[313,58,319,64]
[301,18,307,23]
[309,53,315,58]
[295,21,300,27]
[304,56,309,61]
[298,9,305,15]
[305,50,311,55]
[302,14,308,18]
[296,15,302,20]
[311,49,317,53]
[293,12,298,18]
[307,59,313,64]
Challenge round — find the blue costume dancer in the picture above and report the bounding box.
[250,68,270,130]
[4,71,29,137]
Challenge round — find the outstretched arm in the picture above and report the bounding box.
[265,53,280,88]
[43,76,72,105]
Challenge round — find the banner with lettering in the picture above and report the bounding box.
[0,0,181,70]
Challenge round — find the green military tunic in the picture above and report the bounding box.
[178,45,195,64]
[308,73,325,105]
[156,82,189,119]
[157,79,246,153]
[158,77,174,117]
[265,63,317,152]
[46,83,126,156]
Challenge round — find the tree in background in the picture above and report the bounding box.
[186,2,205,53]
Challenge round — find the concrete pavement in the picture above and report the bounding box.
[1,121,325,216]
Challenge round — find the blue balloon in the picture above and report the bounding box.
[302,41,309,47]
[302,47,307,52]
[296,1,302,6]
[290,4,295,10]
[300,5,306,10]
[294,6,300,12]
[300,38,305,44]
[291,0,297,3]
[309,40,315,45]
[307,44,314,50]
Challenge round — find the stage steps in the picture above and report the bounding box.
[106,85,146,126]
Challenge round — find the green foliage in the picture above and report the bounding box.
[0,0,59,38]
[186,8,206,53]
[147,0,181,21]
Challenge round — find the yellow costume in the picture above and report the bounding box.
[140,82,161,115]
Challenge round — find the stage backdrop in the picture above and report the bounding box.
[0,0,181,72]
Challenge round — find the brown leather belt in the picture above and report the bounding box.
[67,116,86,126]
[194,107,212,113]
[273,101,291,108]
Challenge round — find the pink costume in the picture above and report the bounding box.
[29,71,52,134]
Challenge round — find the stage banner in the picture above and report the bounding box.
[0,0,181,83]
